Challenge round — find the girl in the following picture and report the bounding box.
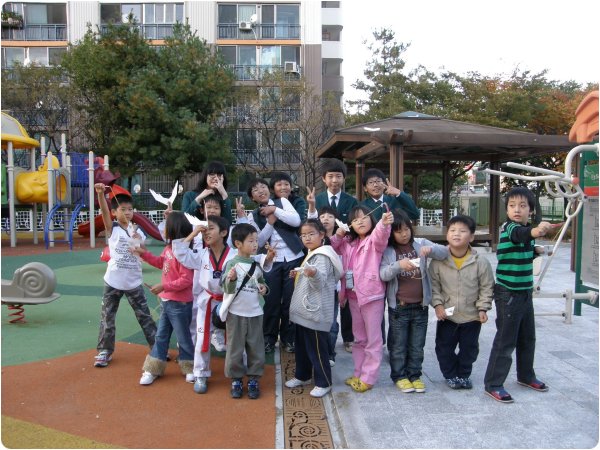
[379,209,448,394]
[270,172,307,221]
[285,219,343,398]
[134,212,195,385]
[330,205,394,392]
[181,161,233,224]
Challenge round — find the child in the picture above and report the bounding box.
[429,214,494,390]
[93,183,156,368]
[285,219,343,397]
[380,209,448,393]
[330,205,394,392]
[270,171,307,221]
[134,212,195,385]
[219,223,271,399]
[484,187,552,403]
[360,168,419,222]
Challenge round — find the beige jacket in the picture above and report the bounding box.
[428,248,494,324]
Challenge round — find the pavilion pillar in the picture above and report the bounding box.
[442,161,450,225]
[389,143,405,190]
[355,160,365,201]
[412,172,420,203]
[489,161,500,248]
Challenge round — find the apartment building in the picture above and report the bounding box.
[1,1,343,190]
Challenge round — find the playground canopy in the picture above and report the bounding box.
[1,112,40,149]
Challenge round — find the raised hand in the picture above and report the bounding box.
[235,197,247,218]
[94,183,106,194]
[384,178,401,197]
[307,186,316,213]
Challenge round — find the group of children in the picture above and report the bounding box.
[93,159,554,404]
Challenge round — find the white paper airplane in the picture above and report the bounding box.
[184,212,208,228]
[363,127,381,132]
[335,219,350,232]
[149,181,179,206]
[409,258,420,268]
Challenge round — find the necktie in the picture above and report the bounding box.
[331,195,337,209]
[375,200,382,206]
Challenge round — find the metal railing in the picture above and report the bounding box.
[218,23,300,40]
[233,149,301,166]
[222,106,300,124]
[1,24,66,40]
[228,64,302,81]
[418,208,458,226]
[99,23,176,39]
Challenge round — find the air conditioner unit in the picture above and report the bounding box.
[284,61,298,73]
[239,21,253,31]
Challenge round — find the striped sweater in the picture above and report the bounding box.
[496,220,535,290]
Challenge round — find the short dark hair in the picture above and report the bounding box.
[196,161,228,191]
[505,186,535,212]
[347,205,376,241]
[389,209,414,246]
[111,194,133,209]
[231,223,257,246]
[246,178,269,199]
[269,172,293,190]
[321,159,347,178]
[207,215,230,244]
[318,205,338,219]
[202,193,223,208]
[299,218,326,236]
[447,214,476,234]
[165,211,193,241]
[362,168,386,187]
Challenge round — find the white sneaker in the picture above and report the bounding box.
[285,377,311,388]
[185,373,195,383]
[139,371,157,385]
[211,329,226,352]
[329,359,335,367]
[310,386,331,398]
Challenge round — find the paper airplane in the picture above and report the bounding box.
[184,212,208,228]
[363,127,381,131]
[149,181,179,206]
[409,258,420,268]
[335,219,350,232]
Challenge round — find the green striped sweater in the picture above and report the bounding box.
[496,221,535,290]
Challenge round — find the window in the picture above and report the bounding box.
[49,47,66,65]
[321,1,340,8]
[29,47,48,66]
[218,4,237,23]
[281,130,300,150]
[281,46,300,64]
[144,3,183,24]
[218,46,236,65]
[1,47,65,67]
[2,47,25,67]
[237,129,257,150]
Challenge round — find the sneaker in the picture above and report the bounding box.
[395,378,415,393]
[350,378,372,393]
[285,377,311,388]
[310,386,331,398]
[211,330,226,352]
[411,378,426,393]
[517,378,549,392]
[139,371,157,385]
[185,373,195,383]
[485,387,514,403]
[231,379,243,399]
[264,342,275,353]
[446,377,462,389]
[344,376,359,386]
[459,377,473,389]
[247,379,260,399]
[329,359,335,367]
[283,342,295,353]
[194,377,208,394]
[94,350,112,368]
[344,342,353,353]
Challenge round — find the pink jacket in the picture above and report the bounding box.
[330,220,391,306]
[141,246,193,302]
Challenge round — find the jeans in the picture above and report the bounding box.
[388,303,428,383]
[435,319,482,379]
[484,284,537,390]
[150,300,194,363]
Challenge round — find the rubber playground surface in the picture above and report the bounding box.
[1,237,276,448]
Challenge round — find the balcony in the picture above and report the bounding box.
[100,23,176,40]
[218,23,300,40]
[228,64,302,81]
[223,106,300,124]
[1,24,66,41]
[233,149,301,166]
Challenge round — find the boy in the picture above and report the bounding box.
[484,187,552,403]
[219,223,271,399]
[429,214,494,390]
[360,168,419,222]
[93,183,157,367]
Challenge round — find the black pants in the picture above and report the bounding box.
[295,324,332,388]
[484,285,537,390]
[435,319,481,379]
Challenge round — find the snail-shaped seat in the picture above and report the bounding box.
[1,262,60,305]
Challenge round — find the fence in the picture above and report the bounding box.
[418,208,457,226]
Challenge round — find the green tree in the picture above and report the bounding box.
[61,20,234,177]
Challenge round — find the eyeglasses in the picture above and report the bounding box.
[300,232,319,239]
[366,179,384,186]
[251,185,267,193]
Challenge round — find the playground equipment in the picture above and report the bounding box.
[1,262,61,324]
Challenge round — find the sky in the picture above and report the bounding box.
[341,0,599,105]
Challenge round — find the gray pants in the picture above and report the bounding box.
[97,283,157,354]
[225,313,265,379]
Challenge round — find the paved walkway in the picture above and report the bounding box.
[313,242,598,449]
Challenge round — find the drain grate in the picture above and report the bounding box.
[281,349,334,449]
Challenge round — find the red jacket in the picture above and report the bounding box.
[141,245,193,302]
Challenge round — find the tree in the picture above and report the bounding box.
[61,20,234,177]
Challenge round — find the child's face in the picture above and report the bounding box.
[446,222,474,249]
[300,225,325,251]
[204,200,222,218]
[250,183,271,205]
[351,210,373,237]
[204,221,227,247]
[319,213,336,235]
[206,172,224,189]
[112,203,134,224]
[323,171,344,194]
[236,232,259,255]
[393,224,412,245]
[273,180,291,199]
[364,176,385,198]
[506,195,531,225]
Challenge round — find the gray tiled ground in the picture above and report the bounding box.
[325,241,599,449]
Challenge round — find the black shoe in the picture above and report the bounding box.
[231,379,243,399]
[264,342,275,353]
[284,342,295,353]
[459,377,473,389]
[247,379,260,399]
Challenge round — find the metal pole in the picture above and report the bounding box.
[7,141,16,247]
[31,142,38,244]
[88,151,95,248]
[47,151,55,247]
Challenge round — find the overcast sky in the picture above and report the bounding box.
[341,0,599,105]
